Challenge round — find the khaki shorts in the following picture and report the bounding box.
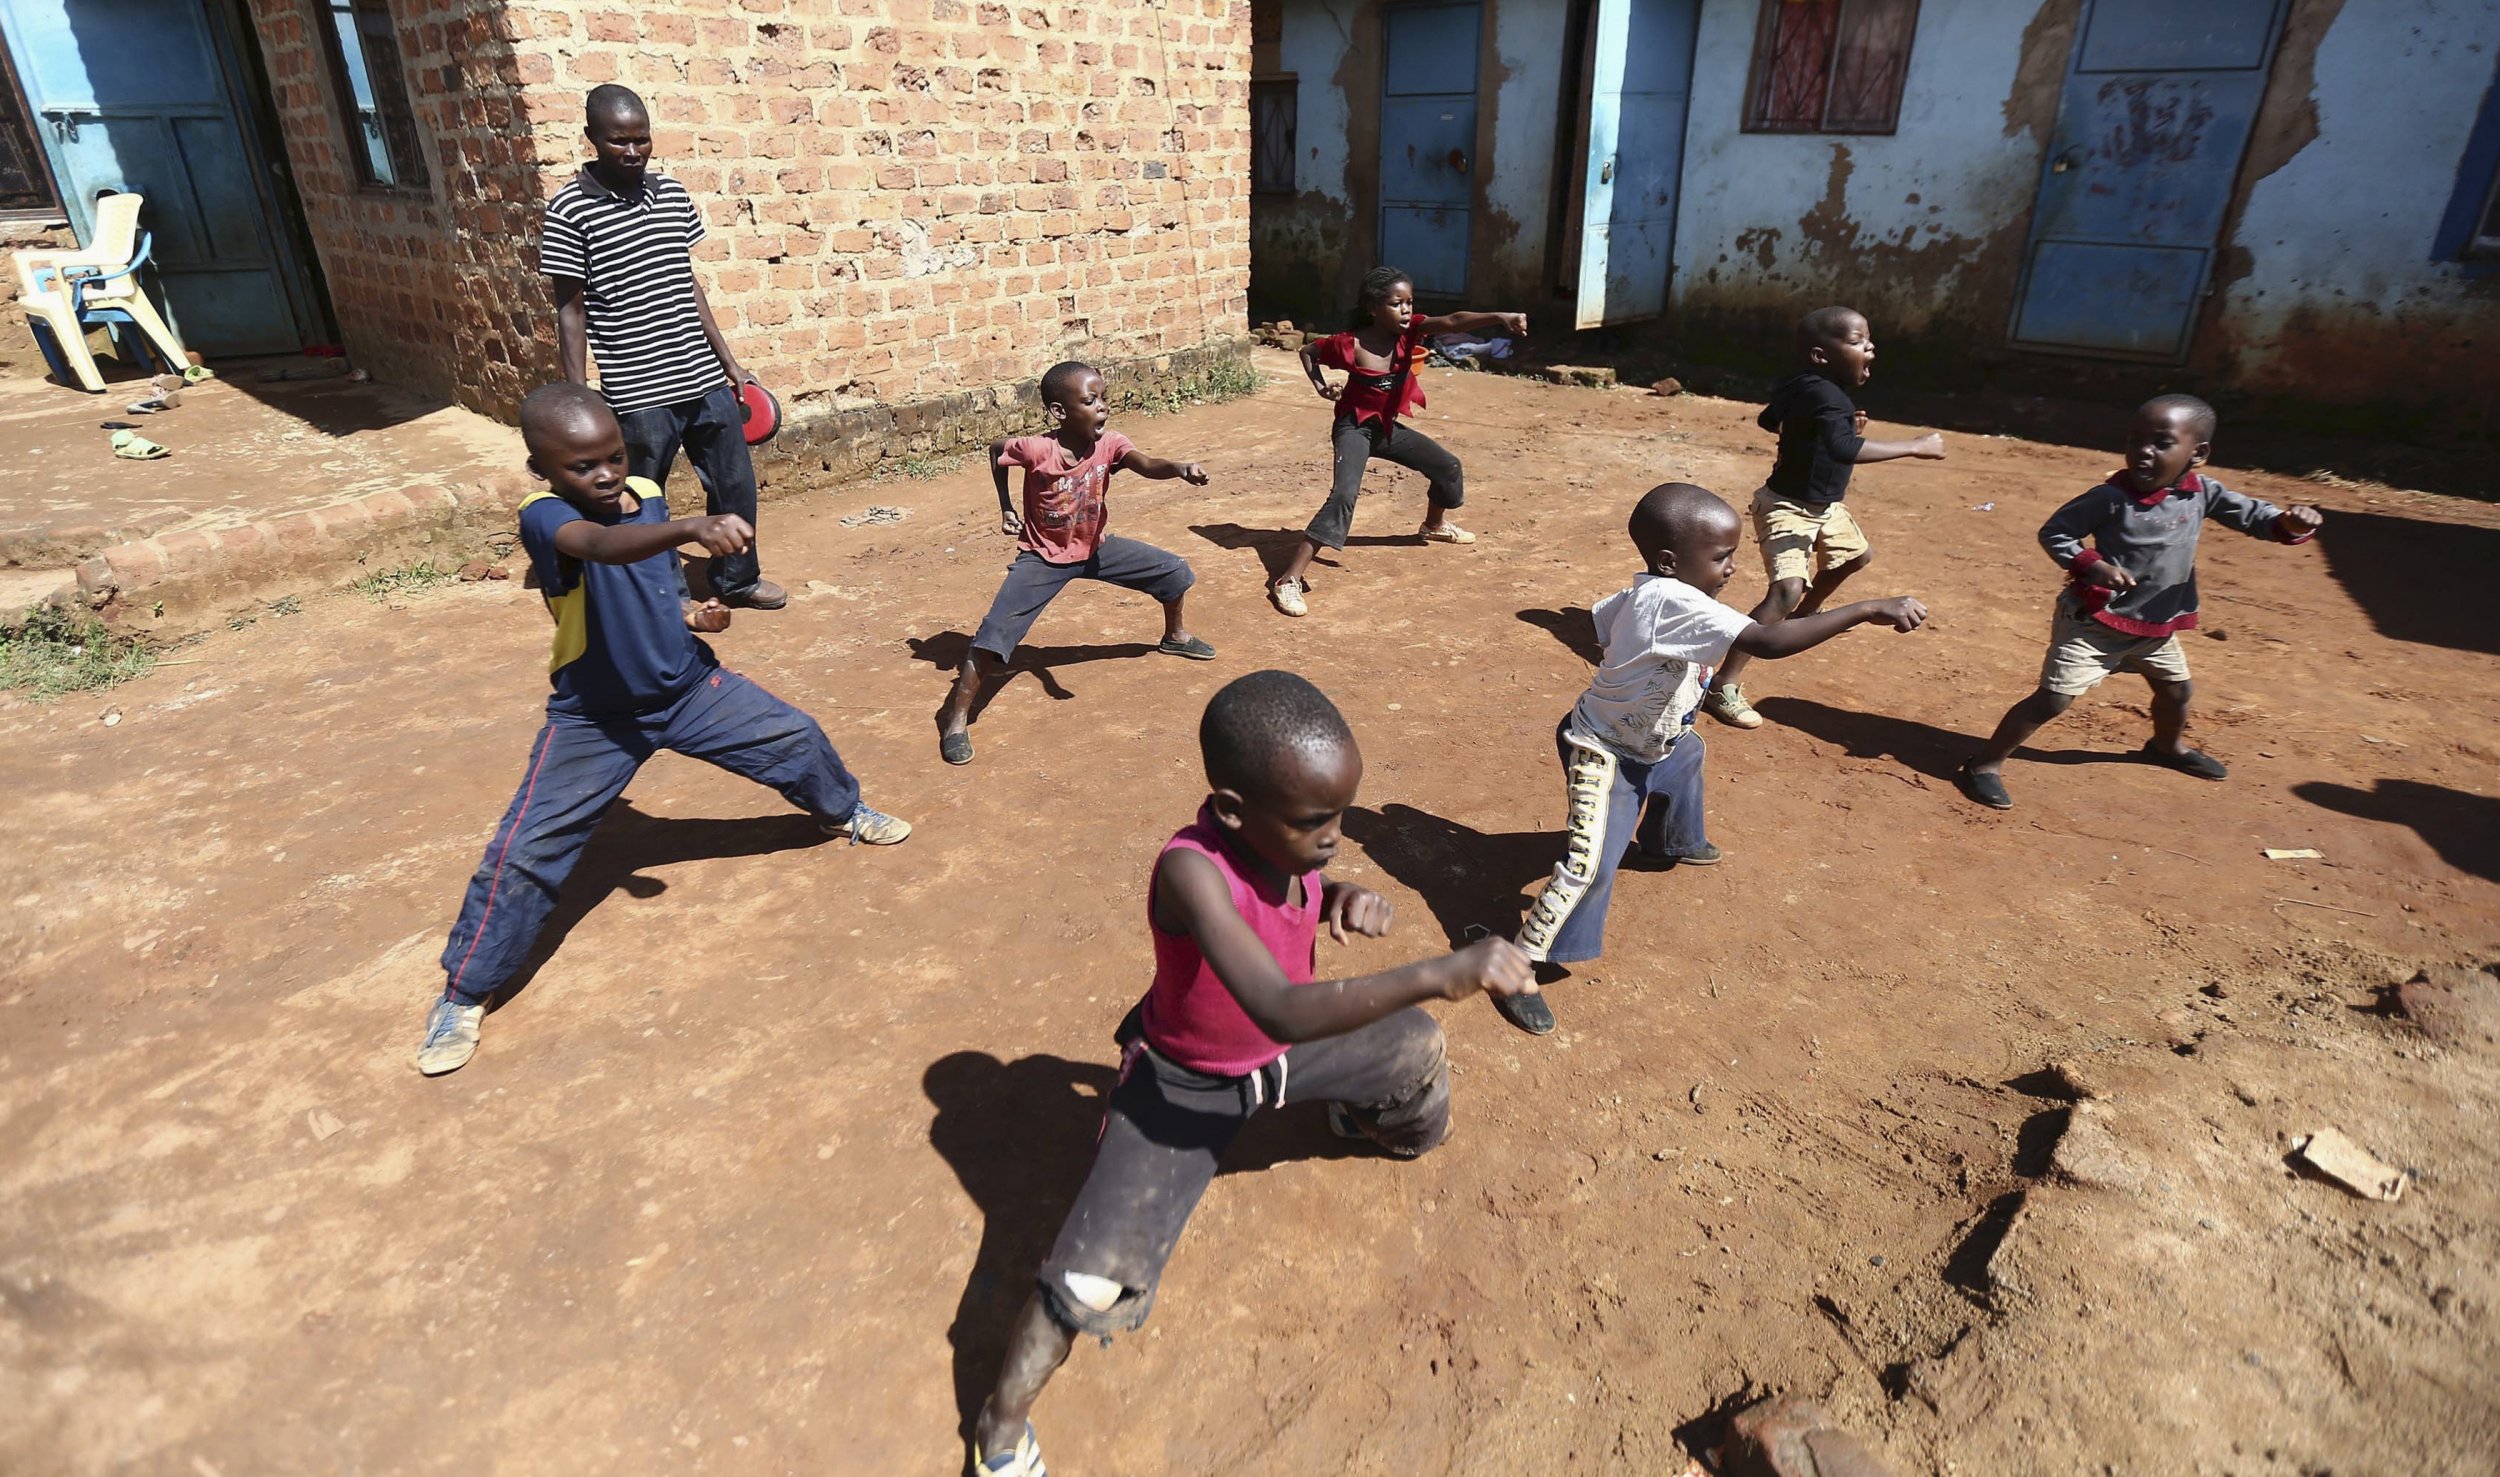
[1752,487,1870,585]
[2041,604,2191,695]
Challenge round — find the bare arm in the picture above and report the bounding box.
[551,512,751,567]
[1155,849,1532,1042]
[1854,433,1944,463]
[1732,596,1927,659]
[1118,447,1209,485]
[1300,341,1339,401]
[551,277,590,386]
[688,274,749,386]
[989,439,1023,536]
[1415,310,1528,338]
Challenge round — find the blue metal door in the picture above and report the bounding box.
[1573,0,1698,328]
[1,0,325,356]
[1378,3,1480,297]
[2008,0,2286,360]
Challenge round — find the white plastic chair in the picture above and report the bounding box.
[14,192,191,393]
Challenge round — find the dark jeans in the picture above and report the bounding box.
[1305,418,1465,550]
[969,537,1196,661]
[615,383,762,597]
[1034,1006,1450,1337]
[436,668,860,1006]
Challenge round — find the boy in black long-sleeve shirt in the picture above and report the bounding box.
[1956,394,2323,811]
[1703,305,1944,730]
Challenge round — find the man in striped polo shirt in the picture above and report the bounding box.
[542,84,787,610]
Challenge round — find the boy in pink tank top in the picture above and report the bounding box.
[967,670,1537,1477]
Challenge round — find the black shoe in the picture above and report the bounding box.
[1495,989,1555,1036]
[1956,761,2013,810]
[939,729,973,766]
[721,578,788,610]
[2138,743,2228,780]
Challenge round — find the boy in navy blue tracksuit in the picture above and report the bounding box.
[414,383,912,1076]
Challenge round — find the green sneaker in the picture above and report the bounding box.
[416,998,485,1076]
[1702,684,1764,730]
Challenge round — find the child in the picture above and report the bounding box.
[1507,483,1926,1036]
[1266,266,1528,618]
[936,360,1213,765]
[414,384,910,1077]
[1956,395,2323,811]
[1702,305,1945,729]
[967,670,1536,1475]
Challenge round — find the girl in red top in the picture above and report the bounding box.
[1268,265,1528,617]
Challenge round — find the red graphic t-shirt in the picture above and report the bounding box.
[997,430,1134,565]
[1311,329,1429,428]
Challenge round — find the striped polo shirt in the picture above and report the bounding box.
[539,168,726,415]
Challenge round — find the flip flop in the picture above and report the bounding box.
[2138,744,2228,780]
[1156,635,1217,661]
[180,364,216,385]
[125,398,170,415]
[109,430,169,460]
[1955,762,2013,810]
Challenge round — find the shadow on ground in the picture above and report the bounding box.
[905,631,1161,720]
[2308,511,2500,658]
[1342,802,1557,948]
[924,1048,1367,1439]
[484,800,828,1009]
[2294,778,2500,883]
[1516,606,1601,666]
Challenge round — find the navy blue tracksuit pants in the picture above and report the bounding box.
[437,668,860,1006]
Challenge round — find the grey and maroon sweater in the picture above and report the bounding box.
[2037,473,2311,638]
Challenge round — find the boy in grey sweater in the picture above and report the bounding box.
[1957,395,2323,810]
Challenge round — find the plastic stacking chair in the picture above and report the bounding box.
[14,194,192,393]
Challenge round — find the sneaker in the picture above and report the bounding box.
[972,1420,1047,1476]
[1270,577,1308,618]
[723,578,788,611]
[1494,989,1556,1036]
[1702,684,1764,730]
[1419,521,1477,545]
[1667,841,1722,866]
[415,998,486,1076]
[825,804,912,845]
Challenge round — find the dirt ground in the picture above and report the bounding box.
[4,349,2497,1476]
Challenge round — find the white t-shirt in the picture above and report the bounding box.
[1568,573,1755,762]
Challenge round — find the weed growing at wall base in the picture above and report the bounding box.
[353,561,457,603]
[1,605,156,700]
[1128,356,1262,418]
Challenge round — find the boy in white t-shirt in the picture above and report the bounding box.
[1505,483,1927,1035]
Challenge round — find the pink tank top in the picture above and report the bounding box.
[1137,807,1324,1076]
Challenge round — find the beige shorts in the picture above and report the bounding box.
[2041,605,2191,696]
[1752,487,1870,585]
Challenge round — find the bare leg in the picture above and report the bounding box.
[1790,551,1869,619]
[1968,687,2075,775]
[976,1295,1075,1461]
[1708,577,1806,693]
[1276,536,1321,588]
[1161,593,1190,643]
[939,648,1007,739]
[2146,678,2193,757]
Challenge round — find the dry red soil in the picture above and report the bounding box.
[5,352,2496,1475]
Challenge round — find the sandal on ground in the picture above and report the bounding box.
[1269,577,1308,618]
[1156,634,1217,661]
[939,729,973,766]
[1419,521,1476,545]
[180,364,216,385]
[972,1420,1047,1476]
[2138,743,2228,780]
[109,430,169,460]
[1494,988,1555,1036]
[1956,762,2013,810]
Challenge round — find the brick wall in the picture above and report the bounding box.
[241,0,1252,435]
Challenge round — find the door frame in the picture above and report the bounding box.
[2002,0,2290,364]
[1376,0,1485,303]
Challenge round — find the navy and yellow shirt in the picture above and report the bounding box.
[517,477,715,718]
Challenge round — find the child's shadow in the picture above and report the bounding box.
[925,1049,1369,1439]
[1189,522,1414,582]
[487,799,829,1010]
[1341,803,1560,948]
[905,632,1160,719]
[1516,606,1602,666]
[1752,696,2141,783]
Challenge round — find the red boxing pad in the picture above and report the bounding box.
[738,380,781,445]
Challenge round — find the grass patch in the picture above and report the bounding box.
[1,604,156,699]
[352,560,457,602]
[876,454,965,481]
[1129,355,1262,417]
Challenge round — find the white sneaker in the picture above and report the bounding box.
[1419,521,1476,545]
[416,998,486,1076]
[825,805,913,845]
[1270,577,1308,618]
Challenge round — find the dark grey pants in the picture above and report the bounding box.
[1034,1005,1450,1337]
[1305,418,1465,549]
[615,383,761,598]
[969,537,1195,662]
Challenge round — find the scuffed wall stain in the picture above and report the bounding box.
[2002,0,2079,142]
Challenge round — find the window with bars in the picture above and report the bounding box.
[1252,79,1298,196]
[1742,0,1920,136]
[318,0,430,191]
[0,47,59,216]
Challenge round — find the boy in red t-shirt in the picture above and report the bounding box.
[964,670,1536,1477]
[1267,265,1528,617]
[936,360,1214,765]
